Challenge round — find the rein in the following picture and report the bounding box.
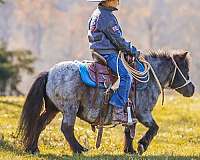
[170,57,192,90]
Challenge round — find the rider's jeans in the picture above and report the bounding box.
[101,53,132,109]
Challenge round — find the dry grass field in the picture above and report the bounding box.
[0,95,200,160]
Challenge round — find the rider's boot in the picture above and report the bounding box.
[112,107,128,124]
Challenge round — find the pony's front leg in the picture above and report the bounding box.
[137,113,159,155]
[61,104,88,154]
[124,125,137,154]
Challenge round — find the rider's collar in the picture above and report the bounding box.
[98,3,118,12]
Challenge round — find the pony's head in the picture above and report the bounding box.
[170,51,195,97]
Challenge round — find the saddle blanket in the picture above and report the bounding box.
[76,60,147,90]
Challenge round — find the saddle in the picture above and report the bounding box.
[88,51,118,88]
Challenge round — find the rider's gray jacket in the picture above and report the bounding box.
[88,4,137,55]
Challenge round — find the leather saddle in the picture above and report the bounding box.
[87,51,118,88]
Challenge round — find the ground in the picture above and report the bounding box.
[0,94,200,160]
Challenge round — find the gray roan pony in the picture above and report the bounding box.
[18,50,195,155]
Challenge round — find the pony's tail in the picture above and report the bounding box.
[17,71,48,149]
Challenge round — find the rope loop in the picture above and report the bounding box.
[119,52,164,105]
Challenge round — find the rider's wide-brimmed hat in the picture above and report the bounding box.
[87,0,106,2]
[87,0,119,2]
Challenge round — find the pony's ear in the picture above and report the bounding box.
[173,51,189,60]
[181,52,188,59]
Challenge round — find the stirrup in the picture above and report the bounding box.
[126,103,137,125]
[127,118,137,126]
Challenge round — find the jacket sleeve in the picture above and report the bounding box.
[103,17,137,55]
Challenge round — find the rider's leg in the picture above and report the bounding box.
[101,53,132,122]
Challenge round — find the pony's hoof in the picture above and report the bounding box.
[25,147,40,155]
[124,148,137,155]
[73,147,88,154]
[137,143,144,155]
[82,147,89,152]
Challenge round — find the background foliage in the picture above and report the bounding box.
[0,0,199,93]
[0,42,35,95]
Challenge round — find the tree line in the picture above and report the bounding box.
[0,42,35,96]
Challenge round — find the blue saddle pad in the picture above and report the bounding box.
[79,63,97,88]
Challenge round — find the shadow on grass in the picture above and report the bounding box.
[0,100,22,108]
[0,140,71,160]
[0,140,199,160]
[78,155,200,160]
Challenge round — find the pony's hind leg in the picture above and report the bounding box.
[137,112,159,155]
[25,97,58,154]
[61,103,88,154]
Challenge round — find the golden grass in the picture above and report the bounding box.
[0,94,200,160]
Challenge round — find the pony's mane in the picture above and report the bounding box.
[144,49,191,67]
[147,50,171,59]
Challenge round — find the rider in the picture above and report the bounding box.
[87,0,140,123]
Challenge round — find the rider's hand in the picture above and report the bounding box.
[130,46,140,58]
[135,50,141,59]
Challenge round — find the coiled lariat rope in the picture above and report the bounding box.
[118,52,164,105]
[120,52,150,83]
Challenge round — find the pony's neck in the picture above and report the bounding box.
[148,56,174,89]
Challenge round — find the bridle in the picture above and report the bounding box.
[170,56,192,90]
